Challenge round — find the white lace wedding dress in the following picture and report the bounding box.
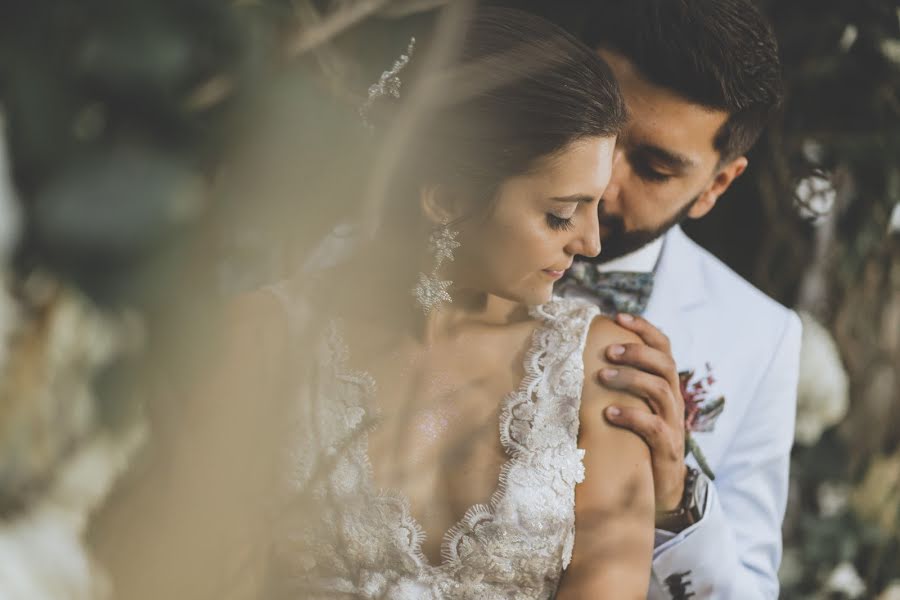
[271,295,601,599]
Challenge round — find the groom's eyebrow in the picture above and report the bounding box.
[636,144,697,171]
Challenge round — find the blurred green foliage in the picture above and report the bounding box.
[0,0,897,596]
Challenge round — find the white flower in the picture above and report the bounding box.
[889,202,900,235]
[839,25,858,51]
[881,38,900,66]
[794,311,849,446]
[824,561,866,599]
[0,425,144,600]
[794,172,837,225]
[877,581,900,600]
[817,481,851,517]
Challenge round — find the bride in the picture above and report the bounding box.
[89,7,655,600]
[249,8,657,599]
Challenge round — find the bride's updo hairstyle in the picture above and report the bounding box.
[366,7,627,227]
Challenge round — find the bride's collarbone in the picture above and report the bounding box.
[344,320,537,407]
[338,314,538,476]
[364,367,508,468]
[355,329,530,545]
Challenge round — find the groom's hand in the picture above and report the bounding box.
[598,313,687,513]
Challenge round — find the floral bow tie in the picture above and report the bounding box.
[562,262,655,315]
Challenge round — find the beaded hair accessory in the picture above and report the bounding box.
[358,37,416,130]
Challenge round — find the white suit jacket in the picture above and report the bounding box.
[575,226,801,599]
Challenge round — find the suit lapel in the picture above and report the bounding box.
[644,226,707,367]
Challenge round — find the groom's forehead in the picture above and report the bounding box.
[619,93,728,165]
[599,49,727,157]
[618,104,725,167]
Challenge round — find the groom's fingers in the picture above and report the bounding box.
[604,344,683,416]
[604,405,665,451]
[598,366,669,417]
[615,313,672,354]
[606,342,677,383]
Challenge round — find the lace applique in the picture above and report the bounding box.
[277,297,601,599]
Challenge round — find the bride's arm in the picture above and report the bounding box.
[556,316,655,599]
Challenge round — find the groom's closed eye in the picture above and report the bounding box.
[628,145,696,183]
[631,155,675,183]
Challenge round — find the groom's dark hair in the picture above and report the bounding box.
[586,0,783,163]
[494,0,784,164]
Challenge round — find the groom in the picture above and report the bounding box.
[509,0,802,598]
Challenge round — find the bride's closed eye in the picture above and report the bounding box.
[544,193,594,232]
[546,212,576,231]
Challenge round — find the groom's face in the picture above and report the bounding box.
[590,50,747,262]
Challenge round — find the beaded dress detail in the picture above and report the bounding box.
[273,296,601,599]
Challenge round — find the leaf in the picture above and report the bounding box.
[692,397,725,433]
[687,434,716,480]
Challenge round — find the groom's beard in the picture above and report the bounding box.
[585,196,699,264]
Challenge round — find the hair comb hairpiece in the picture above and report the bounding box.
[359,37,416,130]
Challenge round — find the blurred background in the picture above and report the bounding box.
[0,0,897,598]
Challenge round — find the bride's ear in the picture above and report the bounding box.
[419,184,462,226]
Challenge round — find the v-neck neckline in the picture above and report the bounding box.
[329,311,553,571]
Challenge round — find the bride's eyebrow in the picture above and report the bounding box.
[549,194,595,203]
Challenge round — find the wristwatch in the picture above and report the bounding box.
[656,466,709,533]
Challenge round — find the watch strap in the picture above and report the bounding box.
[656,466,704,533]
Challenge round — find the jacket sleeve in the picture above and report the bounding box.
[648,310,802,599]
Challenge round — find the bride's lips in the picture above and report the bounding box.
[542,267,569,280]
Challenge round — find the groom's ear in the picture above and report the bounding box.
[419,184,463,225]
[688,156,748,219]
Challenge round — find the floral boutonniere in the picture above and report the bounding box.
[679,363,725,480]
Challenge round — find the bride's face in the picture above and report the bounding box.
[450,136,616,306]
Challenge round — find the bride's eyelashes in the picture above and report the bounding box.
[546,213,575,231]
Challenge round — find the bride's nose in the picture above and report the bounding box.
[566,216,601,258]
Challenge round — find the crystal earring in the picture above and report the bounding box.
[413,222,460,314]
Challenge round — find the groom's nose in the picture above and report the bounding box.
[601,157,626,212]
[602,180,622,206]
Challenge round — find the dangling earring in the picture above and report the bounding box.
[413,222,460,314]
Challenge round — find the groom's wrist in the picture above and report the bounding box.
[657,463,688,512]
[655,466,708,533]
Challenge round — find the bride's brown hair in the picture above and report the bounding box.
[368,7,627,222]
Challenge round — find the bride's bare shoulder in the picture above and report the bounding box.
[224,283,310,356]
[581,315,645,397]
[578,313,653,431]
[207,286,304,395]
[227,288,290,339]
[558,314,655,597]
